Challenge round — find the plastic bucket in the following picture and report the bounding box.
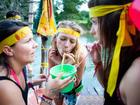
[50,64,76,93]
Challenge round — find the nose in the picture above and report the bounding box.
[32,39,38,48]
[90,24,96,35]
[64,40,70,48]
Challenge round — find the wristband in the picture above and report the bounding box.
[42,94,53,101]
[40,94,53,105]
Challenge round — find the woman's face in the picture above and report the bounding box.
[56,33,77,56]
[11,33,38,65]
[90,17,101,43]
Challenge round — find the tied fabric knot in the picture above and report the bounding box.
[117,4,136,47]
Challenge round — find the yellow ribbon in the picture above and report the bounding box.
[7,15,21,20]
[41,62,48,68]
[89,3,136,96]
[57,28,80,37]
[0,27,32,54]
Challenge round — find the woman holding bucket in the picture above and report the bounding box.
[48,20,87,105]
[88,0,140,105]
[0,20,73,105]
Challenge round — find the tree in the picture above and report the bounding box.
[0,0,29,21]
[54,0,91,30]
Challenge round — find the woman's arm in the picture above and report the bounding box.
[86,42,104,87]
[75,52,86,86]
[121,57,140,105]
[95,62,104,87]
[0,80,26,105]
[40,74,74,105]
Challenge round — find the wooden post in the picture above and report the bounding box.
[28,0,34,28]
[28,0,40,28]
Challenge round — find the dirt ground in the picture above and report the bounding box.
[76,95,104,105]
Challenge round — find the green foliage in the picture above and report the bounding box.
[33,0,43,34]
[0,0,29,21]
[54,0,91,30]
[0,0,91,30]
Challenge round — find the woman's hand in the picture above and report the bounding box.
[63,53,75,65]
[44,73,74,99]
[48,48,62,65]
[86,41,102,64]
[86,42,104,87]
[47,73,73,90]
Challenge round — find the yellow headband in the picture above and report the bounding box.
[57,28,80,37]
[0,27,32,54]
[89,3,136,96]
[8,15,21,20]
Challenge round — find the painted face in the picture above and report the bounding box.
[12,33,38,65]
[56,33,77,56]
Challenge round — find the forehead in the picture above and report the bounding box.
[18,33,33,42]
[57,33,77,40]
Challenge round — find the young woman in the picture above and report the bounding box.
[48,20,87,105]
[0,20,73,105]
[88,0,140,105]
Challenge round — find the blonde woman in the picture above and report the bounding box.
[48,20,87,105]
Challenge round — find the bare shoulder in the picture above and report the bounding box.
[130,57,140,75]
[0,80,24,105]
[121,57,140,105]
[0,80,21,96]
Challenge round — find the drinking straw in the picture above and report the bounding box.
[61,53,66,72]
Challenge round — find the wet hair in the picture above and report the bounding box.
[6,10,20,19]
[0,20,28,76]
[88,0,140,86]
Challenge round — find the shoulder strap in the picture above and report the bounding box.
[0,76,23,91]
[0,76,28,105]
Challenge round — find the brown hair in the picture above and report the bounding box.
[88,0,140,86]
[0,20,28,76]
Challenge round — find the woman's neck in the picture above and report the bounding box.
[0,66,7,76]
[8,59,24,75]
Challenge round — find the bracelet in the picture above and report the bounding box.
[40,95,53,105]
[42,94,53,101]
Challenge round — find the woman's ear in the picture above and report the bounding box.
[2,46,14,56]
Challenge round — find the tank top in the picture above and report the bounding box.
[0,67,28,105]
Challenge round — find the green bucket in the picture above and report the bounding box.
[50,64,77,93]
